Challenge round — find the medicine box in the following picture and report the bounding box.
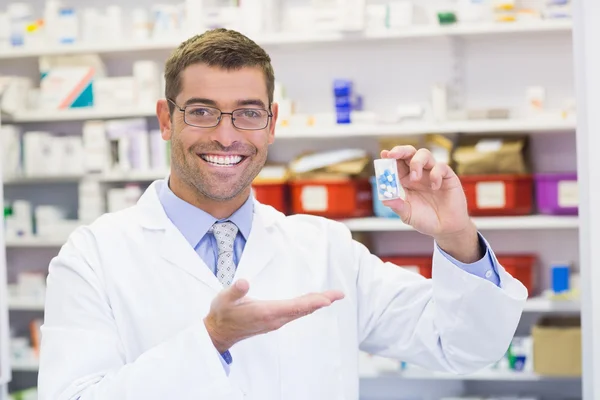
[289,177,373,219]
[533,316,581,377]
[534,172,578,215]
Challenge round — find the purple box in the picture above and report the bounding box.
[534,172,578,215]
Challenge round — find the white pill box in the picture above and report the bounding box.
[374,158,404,201]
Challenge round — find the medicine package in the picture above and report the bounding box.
[374,158,405,201]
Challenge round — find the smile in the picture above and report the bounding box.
[200,154,246,167]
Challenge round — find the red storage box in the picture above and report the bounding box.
[380,255,432,279]
[289,178,373,218]
[460,174,533,216]
[496,254,537,295]
[252,182,289,214]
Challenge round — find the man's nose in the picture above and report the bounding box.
[212,114,240,148]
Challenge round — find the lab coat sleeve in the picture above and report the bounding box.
[37,228,243,400]
[343,224,528,375]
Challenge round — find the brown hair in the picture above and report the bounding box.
[164,28,275,114]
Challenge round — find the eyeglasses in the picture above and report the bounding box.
[167,98,273,131]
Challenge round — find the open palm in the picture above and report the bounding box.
[381,146,472,237]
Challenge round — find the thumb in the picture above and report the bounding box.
[224,279,250,303]
[383,198,411,224]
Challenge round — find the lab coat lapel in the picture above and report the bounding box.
[234,202,276,283]
[135,181,223,293]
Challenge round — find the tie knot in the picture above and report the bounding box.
[211,221,239,253]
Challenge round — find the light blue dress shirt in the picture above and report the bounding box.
[158,179,501,368]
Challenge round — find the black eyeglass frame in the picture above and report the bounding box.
[167,98,273,131]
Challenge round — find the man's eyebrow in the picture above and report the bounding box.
[236,99,267,109]
[184,98,218,107]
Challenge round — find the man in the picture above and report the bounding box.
[38,29,527,400]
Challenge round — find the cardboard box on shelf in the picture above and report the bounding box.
[532,315,581,377]
[453,135,529,175]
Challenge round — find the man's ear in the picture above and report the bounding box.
[157,99,173,140]
[268,102,278,145]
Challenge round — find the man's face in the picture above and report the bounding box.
[165,64,277,202]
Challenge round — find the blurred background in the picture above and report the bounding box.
[0,0,583,399]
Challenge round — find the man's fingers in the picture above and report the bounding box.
[409,148,436,181]
[384,145,417,161]
[224,279,250,303]
[266,291,345,324]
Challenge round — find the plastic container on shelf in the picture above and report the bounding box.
[496,254,537,296]
[533,172,578,215]
[289,177,373,219]
[380,255,432,279]
[460,174,533,216]
[369,176,400,218]
[252,181,289,215]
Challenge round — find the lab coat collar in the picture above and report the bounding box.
[135,179,278,291]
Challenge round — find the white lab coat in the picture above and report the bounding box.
[38,180,527,400]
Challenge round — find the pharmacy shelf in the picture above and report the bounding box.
[342,215,579,232]
[362,369,579,381]
[276,118,577,139]
[7,297,44,312]
[523,296,581,313]
[3,106,576,135]
[3,175,83,185]
[4,107,155,123]
[3,216,579,248]
[0,20,571,60]
[10,359,39,373]
[5,294,576,313]
[4,236,68,248]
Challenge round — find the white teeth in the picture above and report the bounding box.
[201,155,243,166]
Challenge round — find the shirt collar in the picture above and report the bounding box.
[158,178,254,248]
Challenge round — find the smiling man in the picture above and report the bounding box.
[37,29,527,400]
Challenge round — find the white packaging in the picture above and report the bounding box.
[185,0,205,36]
[133,61,161,108]
[388,1,415,28]
[366,5,387,31]
[1,125,22,178]
[431,83,447,121]
[106,6,123,42]
[526,86,545,116]
[0,13,10,48]
[59,135,84,176]
[23,131,53,177]
[7,2,32,47]
[132,8,151,40]
[9,199,33,237]
[263,0,281,33]
[81,8,103,43]
[373,158,404,200]
[57,7,79,44]
[339,0,366,31]
[0,76,32,115]
[83,121,110,173]
[94,77,136,109]
[239,0,265,35]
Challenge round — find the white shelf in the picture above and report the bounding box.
[364,368,579,381]
[10,359,39,372]
[3,216,579,248]
[5,236,68,248]
[523,297,581,313]
[277,118,576,139]
[95,170,167,183]
[3,175,84,185]
[7,297,44,311]
[4,107,155,123]
[0,21,572,60]
[3,106,576,135]
[342,215,579,232]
